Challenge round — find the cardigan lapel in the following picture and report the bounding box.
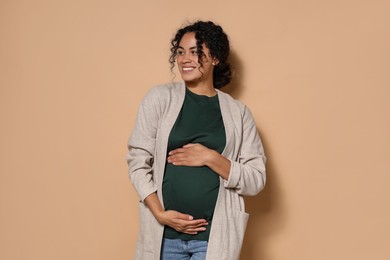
[217,89,234,157]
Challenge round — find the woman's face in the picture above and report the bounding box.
[176,32,215,87]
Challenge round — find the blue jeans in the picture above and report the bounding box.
[160,238,208,260]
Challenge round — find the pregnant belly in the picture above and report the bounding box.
[162,164,220,220]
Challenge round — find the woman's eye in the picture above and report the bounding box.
[191,50,197,55]
[177,50,184,55]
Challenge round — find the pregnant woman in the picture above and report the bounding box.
[127,20,266,260]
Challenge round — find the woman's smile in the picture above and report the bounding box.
[181,66,196,72]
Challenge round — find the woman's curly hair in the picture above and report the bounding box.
[169,21,232,89]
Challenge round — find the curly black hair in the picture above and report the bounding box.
[169,21,232,89]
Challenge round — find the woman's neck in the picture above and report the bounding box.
[185,81,216,97]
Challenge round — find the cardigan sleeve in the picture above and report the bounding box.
[224,105,266,196]
[126,88,160,202]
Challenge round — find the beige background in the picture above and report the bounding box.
[1,0,389,259]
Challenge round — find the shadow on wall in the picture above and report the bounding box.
[241,135,285,260]
[221,50,245,99]
[223,50,285,260]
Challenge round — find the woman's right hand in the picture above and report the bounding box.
[144,193,207,234]
[156,210,208,235]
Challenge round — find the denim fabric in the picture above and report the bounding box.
[160,238,208,260]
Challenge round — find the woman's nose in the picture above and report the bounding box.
[181,52,192,63]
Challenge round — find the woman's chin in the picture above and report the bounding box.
[181,78,198,85]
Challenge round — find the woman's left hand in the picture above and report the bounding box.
[167,143,214,167]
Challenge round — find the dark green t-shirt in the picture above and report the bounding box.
[162,87,226,241]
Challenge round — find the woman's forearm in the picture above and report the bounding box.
[144,192,165,223]
[205,150,231,180]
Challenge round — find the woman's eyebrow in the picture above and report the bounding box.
[178,46,197,50]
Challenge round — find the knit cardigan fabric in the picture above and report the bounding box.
[127,81,266,260]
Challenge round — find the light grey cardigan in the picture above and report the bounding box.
[127,81,266,260]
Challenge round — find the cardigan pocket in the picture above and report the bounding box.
[207,210,249,260]
[224,210,250,260]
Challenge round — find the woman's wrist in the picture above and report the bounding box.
[204,149,219,166]
[155,209,167,224]
[144,193,167,225]
[205,149,231,180]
